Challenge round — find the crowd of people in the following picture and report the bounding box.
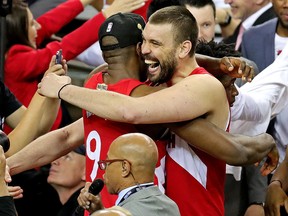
[1,0,288,216]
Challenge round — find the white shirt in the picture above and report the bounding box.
[231,41,288,134]
[115,182,154,206]
[274,107,288,162]
[226,41,288,180]
[76,41,106,67]
[242,3,272,30]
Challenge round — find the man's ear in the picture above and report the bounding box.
[178,40,192,59]
[121,160,131,177]
[136,42,142,56]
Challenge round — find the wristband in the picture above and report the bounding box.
[270,179,283,188]
[249,202,264,207]
[58,84,70,99]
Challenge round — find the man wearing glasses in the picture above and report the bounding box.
[77,133,180,216]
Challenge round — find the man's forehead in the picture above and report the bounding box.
[143,22,173,39]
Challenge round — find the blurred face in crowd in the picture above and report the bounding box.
[27,8,41,49]
[224,0,259,21]
[185,4,216,42]
[47,151,85,189]
[141,22,178,84]
[218,75,238,106]
[272,0,288,36]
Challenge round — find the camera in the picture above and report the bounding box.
[0,130,10,153]
[55,49,62,64]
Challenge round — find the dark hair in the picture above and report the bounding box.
[180,0,216,18]
[5,0,31,52]
[146,0,180,19]
[196,40,241,58]
[149,6,198,57]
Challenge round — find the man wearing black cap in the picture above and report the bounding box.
[8,10,276,216]
[8,12,162,210]
[36,7,277,216]
[47,145,86,216]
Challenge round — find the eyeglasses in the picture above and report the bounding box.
[98,159,131,170]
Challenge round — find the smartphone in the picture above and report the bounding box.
[55,49,62,64]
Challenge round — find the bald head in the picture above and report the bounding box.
[108,133,158,179]
[91,206,132,216]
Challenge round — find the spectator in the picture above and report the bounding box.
[77,133,181,216]
[0,56,63,216]
[241,1,288,213]
[2,55,64,216]
[36,7,265,216]
[223,0,275,51]
[1,55,63,157]
[47,145,86,216]
[4,0,146,131]
[182,0,217,42]
[213,0,241,39]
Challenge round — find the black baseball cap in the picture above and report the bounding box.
[99,12,146,51]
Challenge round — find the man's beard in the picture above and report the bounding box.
[278,17,288,31]
[147,51,177,85]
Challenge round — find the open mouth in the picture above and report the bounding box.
[145,59,160,74]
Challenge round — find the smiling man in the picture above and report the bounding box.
[38,6,231,216]
[9,8,278,216]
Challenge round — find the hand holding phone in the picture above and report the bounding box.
[55,49,62,64]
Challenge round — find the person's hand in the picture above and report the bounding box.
[37,73,71,99]
[0,146,10,184]
[7,186,23,199]
[103,0,146,18]
[219,57,255,81]
[265,181,288,216]
[260,144,279,176]
[0,146,6,179]
[43,55,67,77]
[5,165,11,184]
[77,182,104,214]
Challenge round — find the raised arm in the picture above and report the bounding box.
[265,147,288,216]
[5,95,59,157]
[5,57,65,157]
[196,54,256,81]
[168,118,277,169]
[38,73,228,125]
[7,119,84,176]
